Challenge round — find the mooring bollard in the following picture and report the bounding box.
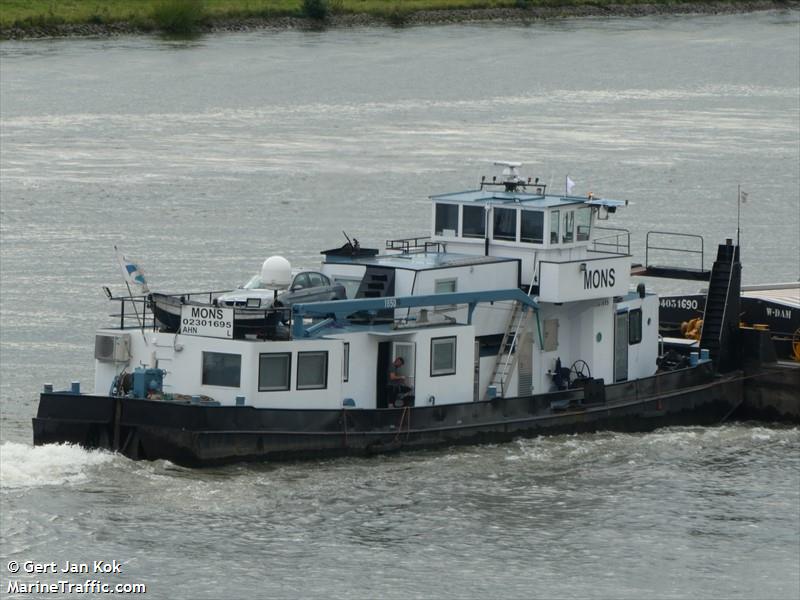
[70,381,81,394]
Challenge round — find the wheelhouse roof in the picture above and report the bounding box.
[430,189,590,208]
[330,252,518,272]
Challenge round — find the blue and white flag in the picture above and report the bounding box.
[114,246,149,293]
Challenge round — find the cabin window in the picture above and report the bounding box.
[576,207,591,241]
[520,210,544,244]
[297,351,328,390]
[462,205,485,238]
[563,210,575,243]
[493,207,517,241]
[629,309,643,345]
[434,278,457,311]
[430,336,457,376]
[343,343,350,382]
[202,352,241,388]
[435,203,459,236]
[435,278,456,294]
[259,352,291,392]
[550,210,560,244]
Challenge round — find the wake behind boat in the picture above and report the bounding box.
[32,163,791,466]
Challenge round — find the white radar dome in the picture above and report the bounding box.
[260,256,292,290]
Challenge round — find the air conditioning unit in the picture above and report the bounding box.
[94,333,131,363]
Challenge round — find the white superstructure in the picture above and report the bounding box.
[94,164,658,410]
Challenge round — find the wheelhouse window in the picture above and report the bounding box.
[520,210,544,244]
[259,352,291,392]
[297,351,328,390]
[576,207,591,241]
[629,309,643,345]
[435,203,459,236]
[493,207,517,241]
[462,205,485,238]
[563,210,575,244]
[202,352,241,388]
[550,210,560,244]
[431,336,457,376]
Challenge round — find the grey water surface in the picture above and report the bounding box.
[1,11,799,599]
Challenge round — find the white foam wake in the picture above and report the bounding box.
[0,441,114,490]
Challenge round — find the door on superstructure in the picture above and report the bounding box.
[392,342,415,390]
[614,311,629,382]
[376,341,416,408]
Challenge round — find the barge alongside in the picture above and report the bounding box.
[33,164,779,466]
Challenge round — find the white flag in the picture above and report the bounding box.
[114,246,149,293]
[739,190,748,203]
[566,176,576,195]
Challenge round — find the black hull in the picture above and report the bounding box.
[33,363,745,467]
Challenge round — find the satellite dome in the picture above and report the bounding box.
[260,256,292,290]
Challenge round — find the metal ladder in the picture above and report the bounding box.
[485,301,531,399]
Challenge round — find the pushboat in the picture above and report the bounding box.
[32,163,788,466]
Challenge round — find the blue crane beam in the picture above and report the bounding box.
[291,288,538,338]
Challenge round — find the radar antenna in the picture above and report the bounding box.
[493,160,524,192]
[493,161,523,182]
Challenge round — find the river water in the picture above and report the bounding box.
[1,11,799,599]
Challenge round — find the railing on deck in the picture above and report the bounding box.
[386,236,445,254]
[109,290,294,340]
[645,231,705,272]
[591,227,631,256]
[110,294,158,331]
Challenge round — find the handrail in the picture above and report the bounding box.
[108,290,293,339]
[646,231,705,271]
[592,226,631,255]
[385,236,445,254]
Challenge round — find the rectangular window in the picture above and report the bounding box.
[562,210,575,243]
[576,207,591,241]
[297,351,328,390]
[520,210,544,244]
[550,210,560,244]
[629,309,643,345]
[462,205,485,238]
[434,278,457,312]
[430,336,457,377]
[435,279,456,294]
[202,352,241,388]
[259,352,291,392]
[435,203,459,236]
[343,343,350,382]
[493,207,517,241]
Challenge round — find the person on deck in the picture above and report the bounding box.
[388,356,412,407]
